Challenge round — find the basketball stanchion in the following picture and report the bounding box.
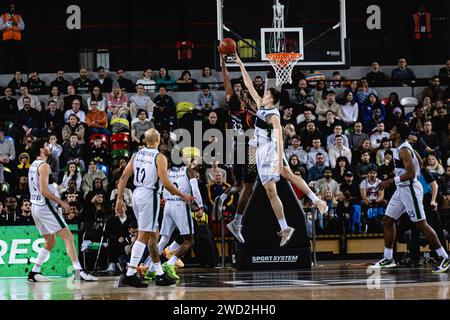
[311,207,318,267]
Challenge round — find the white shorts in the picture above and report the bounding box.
[132,187,160,232]
[256,142,287,186]
[385,181,425,223]
[31,201,67,236]
[160,199,194,236]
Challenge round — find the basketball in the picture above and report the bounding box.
[219,38,237,54]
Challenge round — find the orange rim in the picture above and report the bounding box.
[267,53,302,67]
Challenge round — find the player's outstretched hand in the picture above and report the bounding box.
[234,51,243,65]
[115,199,126,215]
[60,201,71,213]
[181,193,195,204]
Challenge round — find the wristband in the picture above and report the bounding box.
[394,176,401,185]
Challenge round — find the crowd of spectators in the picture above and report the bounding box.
[0,58,449,269]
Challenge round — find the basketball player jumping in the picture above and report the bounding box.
[233,52,328,246]
[116,129,195,287]
[28,139,97,282]
[371,122,449,273]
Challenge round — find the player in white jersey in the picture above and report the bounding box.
[143,147,204,281]
[115,128,195,287]
[232,52,328,247]
[27,139,97,282]
[371,122,449,273]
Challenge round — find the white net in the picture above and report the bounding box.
[267,53,302,87]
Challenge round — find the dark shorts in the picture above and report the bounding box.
[232,141,257,184]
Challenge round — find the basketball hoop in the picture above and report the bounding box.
[267,52,302,86]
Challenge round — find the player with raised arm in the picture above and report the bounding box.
[27,139,97,282]
[371,122,449,273]
[116,129,195,287]
[234,52,328,246]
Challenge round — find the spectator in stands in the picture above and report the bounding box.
[0,87,18,122]
[326,125,349,150]
[0,201,11,226]
[85,177,107,204]
[90,136,109,164]
[87,86,106,112]
[328,135,352,168]
[72,67,92,95]
[315,90,340,122]
[110,179,132,208]
[62,133,85,170]
[42,100,64,136]
[48,86,64,111]
[283,123,296,147]
[296,109,317,131]
[61,178,82,202]
[375,137,394,167]
[131,109,153,150]
[425,153,445,180]
[136,68,157,93]
[15,96,41,139]
[318,110,341,138]
[307,138,329,169]
[307,153,326,182]
[314,80,327,102]
[431,105,449,140]
[291,79,316,115]
[64,201,81,225]
[348,122,369,150]
[354,150,374,183]
[207,171,231,208]
[332,156,352,184]
[82,160,108,197]
[203,111,223,133]
[116,68,134,93]
[156,67,176,91]
[2,196,18,223]
[0,127,15,171]
[195,84,219,117]
[378,149,395,180]
[361,93,385,130]
[391,57,416,86]
[343,80,358,102]
[205,159,227,185]
[384,92,402,126]
[62,114,85,145]
[61,162,82,192]
[63,84,84,112]
[284,135,307,167]
[300,121,322,150]
[7,71,26,96]
[253,75,265,97]
[287,154,301,173]
[86,100,108,135]
[340,171,360,201]
[107,82,129,122]
[198,66,219,90]
[359,166,386,232]
[153,85,176,130]
[338,91,359,129]
[422,76,445,103]
[129,83,154,120]
[50,69,70,94]
[409,105,427,134]
[370,122,390,150]
[17,85,41,111]
[331,71,343,88]
[356,78,377,106]
[315,167,340,201]
[64,99,86,123]
[418,120,441,159]
[26,71,46,95]
[91,66,113,93]
[281,106,295,127]
[176,70,198,91]
[366,61,388,86]
[15,199,33,225]
[48,134,62,175]
[437,165,450,210]
[438,59,450,86]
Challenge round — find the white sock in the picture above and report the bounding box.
[308,192,319,204]
[149,262,156,272]
[234,213,243,225]
[220,193,228,201]
[436,247,449,259]
[143,256,152,268]
[384,247,393,260]
[158,235,170,254]
[169,241,181,252]
[168,255,179,266]
[126,240,146,276]
[278,218,288,231]
[154,262,164,276]
[32,248,50,273]
[72,260,82,271]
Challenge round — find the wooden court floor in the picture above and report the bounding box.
[1,261,450,300]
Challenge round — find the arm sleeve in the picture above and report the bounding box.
[189,178,204,208]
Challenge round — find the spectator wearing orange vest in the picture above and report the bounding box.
[0,3,25,73]
[412,4,432,64]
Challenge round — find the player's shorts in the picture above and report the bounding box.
[385,180,425,223]
[255,141,287,186]
[31,200,67,236]
[233,142,257,184]
[132,187,160,232]
[160,199,194,236]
